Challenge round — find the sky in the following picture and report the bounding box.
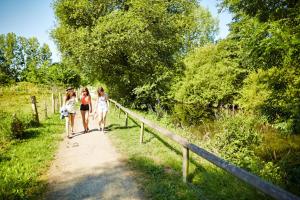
[0,0,232,63]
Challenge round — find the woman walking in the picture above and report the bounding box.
[80,87,92,133]
[95,87,109,133]
[65,91,76,137]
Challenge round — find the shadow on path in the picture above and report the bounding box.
[47,162,142,200]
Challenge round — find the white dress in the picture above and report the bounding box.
[97,94,108,113]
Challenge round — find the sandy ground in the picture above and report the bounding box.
[46,106,143,200]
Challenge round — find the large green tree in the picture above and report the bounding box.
[0,33,22,83]
[52,0,218,106]
[0,33,81,87]
[219,0,300,133]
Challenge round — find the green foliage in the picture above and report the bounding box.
[238,67,300,133]
[44,62,81,88]
[212,114,283,185]
[0,33,82,87]
[174,44,242,105]
[0,83,64,199]
[0,83,56,145]
[0,116,64,199]
[170,41,245,124]
[10,114,25,139]
[0,33,53,84]
[52,0,218,105]
[216,0,300,133]
[213,114,261,168]
[107,106,267,199]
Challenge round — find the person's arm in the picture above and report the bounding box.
[89,95,93,113]
[106,94,110,110]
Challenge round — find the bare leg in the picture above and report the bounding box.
[70,114,75,132]
[98,112,103,130]
[81,110,86,131]
[85,110,90,131]
[102,111,107,132]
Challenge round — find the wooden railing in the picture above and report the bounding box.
[109,99,300,200]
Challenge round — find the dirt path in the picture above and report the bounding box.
[46,103,143,200]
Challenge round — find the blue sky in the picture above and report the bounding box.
[0,0,232,62]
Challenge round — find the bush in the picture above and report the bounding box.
[10,114,25,139]
[238,67,300,134]
[212,114,283,184]
[0,112,38,142]
[213,114,261,168]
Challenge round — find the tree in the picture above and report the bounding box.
[219,0,300,133]
[45,62,81,88]
[52,0,218,106]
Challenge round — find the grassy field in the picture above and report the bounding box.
[0,116,64,199]
[0,83,65,199]
[107,107,269,200]
[0,82,63,144]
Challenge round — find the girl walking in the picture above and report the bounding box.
[80,87,92,133]
[95,87,109,133]
[65,91,76,137]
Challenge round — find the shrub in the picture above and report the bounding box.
[213,114,261,168]
[238,67,300,134]
[10,114,25,139]
[212,114,283,184]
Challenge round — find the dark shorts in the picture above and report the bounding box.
[80,104,89,111]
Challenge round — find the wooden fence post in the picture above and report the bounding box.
[140,122,144,144]
[44,100,48,119]
[30,96,39,124]
[59,92,62,109]
[52,93,55,114]
[125,113,128,127]
[182,147,189,183]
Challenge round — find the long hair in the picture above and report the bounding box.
[82,87,90,96]
[66,91,76,101]
[97,87,104,97]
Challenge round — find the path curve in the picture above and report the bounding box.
[46,98,143,200]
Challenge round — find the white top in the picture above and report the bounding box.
[66,97,76,113]
[98,94,108,107]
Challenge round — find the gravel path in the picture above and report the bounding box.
[46,106,143,200]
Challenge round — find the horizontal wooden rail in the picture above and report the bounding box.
[109,99,300,200]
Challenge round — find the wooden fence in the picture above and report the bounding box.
[109,99,300,200]
[28,92,63,123]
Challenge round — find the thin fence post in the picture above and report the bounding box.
[140,122,144,144]
[52,93,55,114]
[125,113,128,127]
[59,92,62,109]
[182,147,189,183]
[44,100,48,119]
[30,96,39,124]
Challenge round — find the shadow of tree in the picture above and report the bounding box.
[46,162,143,200]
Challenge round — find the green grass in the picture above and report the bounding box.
[0,115,64,199]
[107,107,268,200]
[0,82,63,145]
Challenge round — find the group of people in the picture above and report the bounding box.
[64,86,109,137]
